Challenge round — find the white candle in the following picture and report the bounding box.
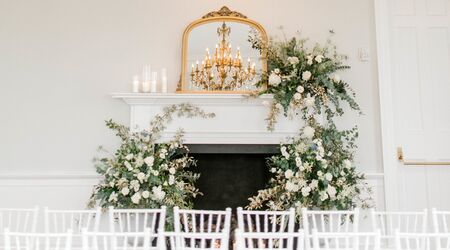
[161,68,168,93]
[132,75,140,93]
[142,81,151,93]
[151,71,157,93]
[143,65,151,82]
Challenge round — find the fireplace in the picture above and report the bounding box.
[188,144,278,210]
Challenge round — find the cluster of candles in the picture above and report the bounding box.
[132,65,168,93]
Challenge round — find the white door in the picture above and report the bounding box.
[376,0,450,211]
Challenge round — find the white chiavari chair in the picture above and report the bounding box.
[0,207,39,248]
[81,228,158,250]
[302,208,360,249]
[370,209,428,248]
[4,229,72,250]
[237,207,296,233]
[311,229,381,250]
[394,232,450,250]
[432,208,450,233]
[173,207,232,250]
[165,231,229,250]
[108,206,166,233]
[234,229,302,250]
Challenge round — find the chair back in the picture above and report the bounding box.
[108,206,166,234]
[44,207,101,234]
[311,230,381,250]
[0,207,38,233]
[81,228,158,250]
[236,207,296,233]
[165,231,229,250]
[432,208,450,233]
[234,228,302,250]
[394,232,450,250]
[4,229,72,250]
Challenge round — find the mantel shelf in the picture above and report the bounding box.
[110,93,274,106]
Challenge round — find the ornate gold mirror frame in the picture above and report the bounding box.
[178,6,268,93]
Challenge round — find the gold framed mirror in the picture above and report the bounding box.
[178,6,268,93]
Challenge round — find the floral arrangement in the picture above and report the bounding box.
[247,122,372,214]
[88,103,215,210]
[247,31,372,214]
[249,31,361,131]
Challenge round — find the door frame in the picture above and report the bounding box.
[374,0,400,211]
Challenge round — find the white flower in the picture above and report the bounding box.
[152,170,159,176]
[287,56,299,65]
[131,192,141,204]
[268,72,282,86]
[327,186,337,198]
[121,187,130,196]
[168,175,175,185]
[125,154,134,161]
[144,156,154,167]
[284,169,294,179]
[325,173,333,181]
[274,68,280,74]
[315,55,324,63]
[317,171,323,177]
[310,180,319,190]
[319,191,329,201]
[270,168,277,173]
[293,93,302,100]
[151,186,166,201]
[306,55,313,65]
[169,167,176,175]
[304,95,315,107]
[135,156,144,167]
[137,172,146,183]
[159,153,166,159]
[108,192,118,202]
[124,161,132,171]
[142,191,150,199]
[280,146,290,159]
[296,85,304,93]
[301,186,311,197]
[130,180,140,192]
[295,157,302,168]
[343,159,352,169]
[302,126,315,139]
[286,181,299,192]
[332,74,341,83]
[302,71,312,81]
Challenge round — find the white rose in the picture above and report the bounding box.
[325,173,333,181]
[302,126,315,139]
[320,191,329,201]
[332,74,341,83]
[301,186,311,197]
[302,71,312,81]
[280,146,290,159]
[268,72,282,86]
[124,161,132,171]
[343,159,352,169]
[317,171,323,177]
[137,172,146,183]
[310,180,319,189]
[144,156,154,167]
[142,191,150,199]
[287,56,299,65]
[296,85,304,93]
[125,154,134,160]
[315,55,324,63]
[108,192,118,202]
[130,180,140,192]
[121,187,130,196]
[168,175,175,185]
[284,169,294,179]
[131,192,141,204]
[151,186,166,201]
[169,167,176,175]
[286,181,299,192]
[327,186,337,198]
[159,153,166,159]
[295,157,302,168]
[304,95,315,107]
[293,93,302,100]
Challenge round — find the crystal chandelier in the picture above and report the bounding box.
[190,22,256,91]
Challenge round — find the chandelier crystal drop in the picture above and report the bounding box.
[190,22,257,91]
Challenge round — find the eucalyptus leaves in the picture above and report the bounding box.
[88,103,215,210]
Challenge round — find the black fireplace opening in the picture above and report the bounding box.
[187,144,278,210]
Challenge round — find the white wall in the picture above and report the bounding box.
[0,0,383,211]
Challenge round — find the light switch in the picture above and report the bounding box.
[358,48,370,62]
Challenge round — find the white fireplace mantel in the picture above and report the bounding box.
[111,93,303,144]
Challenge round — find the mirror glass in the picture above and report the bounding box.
[183,20,265,92]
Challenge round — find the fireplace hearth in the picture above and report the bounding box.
[188,144,278,210]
